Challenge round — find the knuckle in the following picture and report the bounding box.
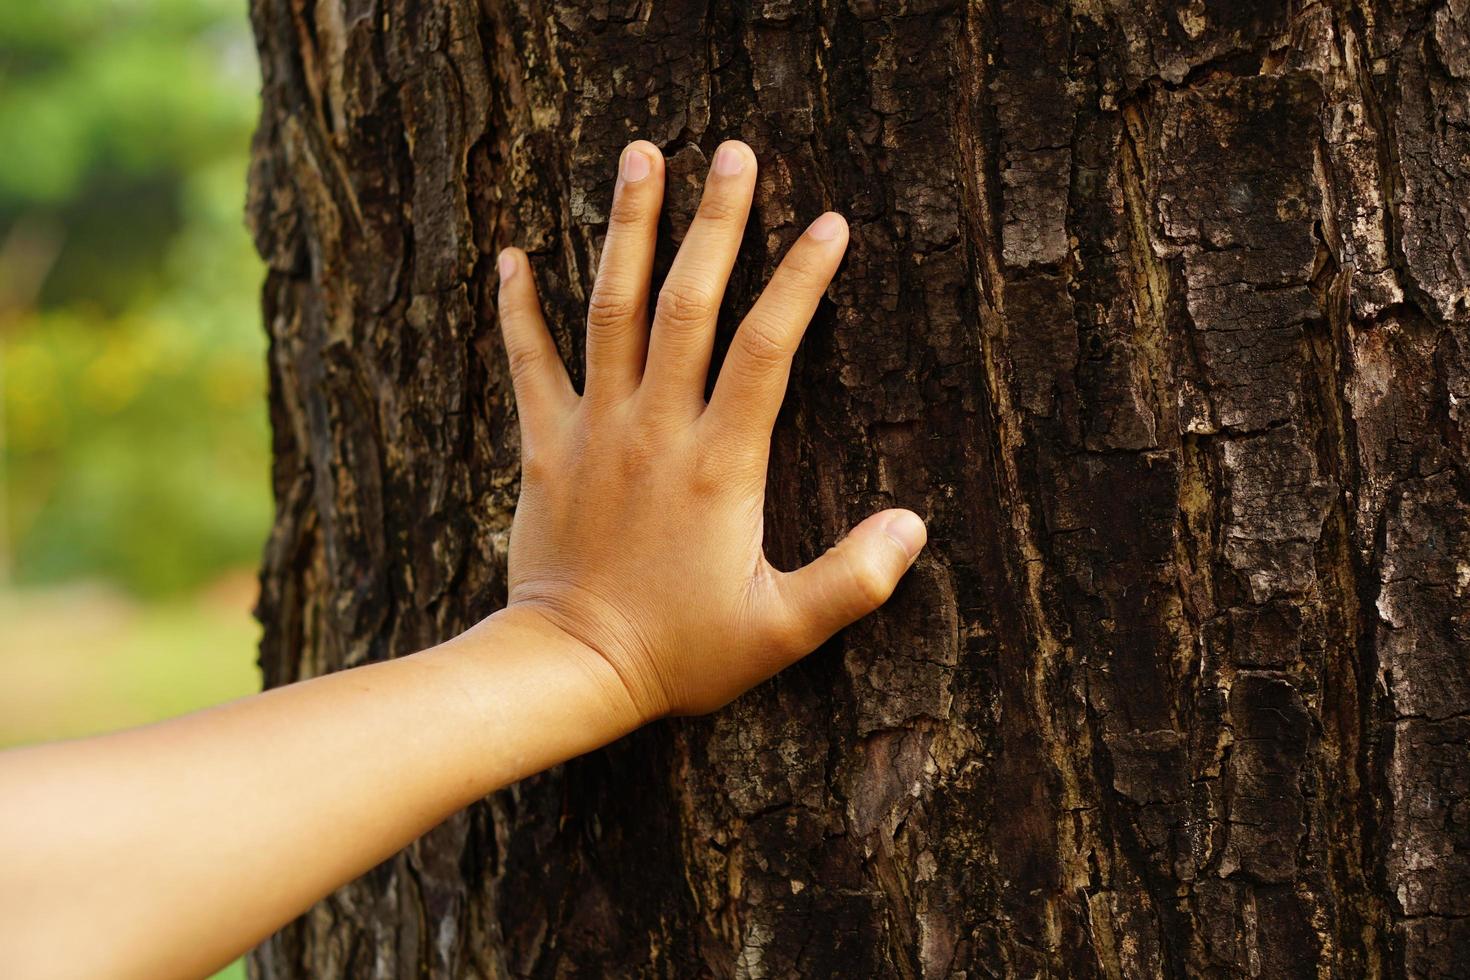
[779,243,827,283]
[655,281,714,330]
[497,296,524,325]
[505,343,545,384]
[519,438,566,485]
[615,438,660,479]
[519,448,552,483]
[688,442,731,497]
[607,187,649,227]
[688,467,723,502]
[737,317,791,368]
[696,192,743,224]
[846,552,894,611]
[586,285,640,331]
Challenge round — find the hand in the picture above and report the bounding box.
[494,139,926,720]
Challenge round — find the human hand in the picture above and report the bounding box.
[494,139,926,721]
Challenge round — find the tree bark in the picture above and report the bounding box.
[245,1,1470,976]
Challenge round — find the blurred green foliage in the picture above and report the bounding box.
[1,13,269,973]
[1,0,270,596]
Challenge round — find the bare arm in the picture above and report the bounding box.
[0,609,634,979]
[0,139,926,980]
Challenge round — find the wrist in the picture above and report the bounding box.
[403,604,650,796]
[471,604,652,732]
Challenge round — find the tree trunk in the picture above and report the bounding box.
[245,1,1470,976]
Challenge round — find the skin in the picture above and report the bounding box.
[0,140,926,980]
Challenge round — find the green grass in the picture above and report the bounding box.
[0,575,261,747]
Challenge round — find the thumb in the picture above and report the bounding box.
[777,508,927,651]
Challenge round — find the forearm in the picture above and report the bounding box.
[0,607,640,980]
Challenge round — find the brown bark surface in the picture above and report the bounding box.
[246,1,1470,976]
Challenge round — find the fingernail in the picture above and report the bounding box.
[808,212,846,241]
[883,511,927,561]
[621,146,651,182]
[714,143,746,176]
[498,250,517,281]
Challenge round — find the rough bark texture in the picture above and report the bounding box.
[246,1,1470,977]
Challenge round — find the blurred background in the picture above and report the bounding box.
[0,0,267,822]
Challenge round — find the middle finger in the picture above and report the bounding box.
[640,140,757,412]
